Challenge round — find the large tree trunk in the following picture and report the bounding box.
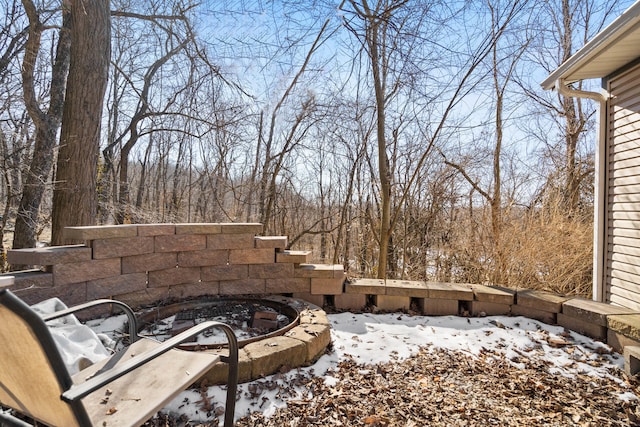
[51,0,110,245]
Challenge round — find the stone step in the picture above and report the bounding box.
[346,278,475,300]
[345,278,386,294]
[256,236,288,249]
[276,250,310,264]
[608,313,640,342]
[562,297,636,326]
[294,263,344,279]
[467,284,515,305]
[516,289,570,313]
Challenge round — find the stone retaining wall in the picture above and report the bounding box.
[342,278,640,353]
[1,223,345,309]
[3,222,640,372]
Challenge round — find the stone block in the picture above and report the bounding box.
[148,266,201,287]
[291,293,325,307]
[294,264,344,279]
[345,278,385,294]
[562,297,635,327]
[169,281,220,299]
[92,236,154,259]
[63,225,138,241]
[276,250,311,264]
[229,248,274,264]
[201,265,248,282]
[53,258,121,286]
[244,336,307,379]
[385,279,428,298]
[122,252,177,273]
[207,233,255,250]
[87,273,147,300]
[115,287,171,310]
[299,308,330,326]
[607,314,640,341]
[175,223,222,235]
[219,279,266,295]
[516,289,569,313]
[249,263,294,279]
[268,294,320,311]
[468,284,515,305]
[624,346,640,377]
[608,330,640,353]
[557,313,607,341]
[5,270,53,290]
[219,223,263,234]
[511,304,556,325]
[200,348,252,384]
[18,282,87,307]
[421,298,459,316]
[7,245,91,266]
[255,236,288,249]
[136,224,176,236]
[374,295,410,312]
[177,249,228,267]
[468,300,511,316]
[427,282,473,301]
[0,275,14,288]
[285,323,331,363]
[333,293,367,311]
[310,277,345,295]
[265,277,310,293]
[154,234,206,253]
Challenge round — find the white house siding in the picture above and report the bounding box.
[606,62,640,310]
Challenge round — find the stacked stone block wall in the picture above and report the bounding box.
[1,223,345,309]
[4,223,640,372]
[345,278,640,354]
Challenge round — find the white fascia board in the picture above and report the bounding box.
[541,0,640,90]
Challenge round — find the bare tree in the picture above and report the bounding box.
[341,0,407,278]
[12,0,70,249]
[521,0,628,213]
[340,0,522,278]
[442,0,530,284]
[0,0,28,262]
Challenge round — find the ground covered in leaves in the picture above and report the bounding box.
[147,345,640,427]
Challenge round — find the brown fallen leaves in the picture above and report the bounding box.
[146,346,640,427]
[234,347,639,427]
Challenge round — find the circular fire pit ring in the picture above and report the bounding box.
[137,296,301,350]
[134,295,332,383]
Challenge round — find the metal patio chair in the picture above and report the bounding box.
[0,289,238,427]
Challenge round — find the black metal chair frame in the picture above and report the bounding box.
[0,289,239,427]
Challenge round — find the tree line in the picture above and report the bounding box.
[0,0,631,295]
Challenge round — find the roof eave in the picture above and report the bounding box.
[541,1,640,91]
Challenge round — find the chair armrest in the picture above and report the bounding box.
[61,320,238,403]
[41,299,139,342]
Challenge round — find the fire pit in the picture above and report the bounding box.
[136,296,301,349]
[131,295,331,384]
[87,295,331,384]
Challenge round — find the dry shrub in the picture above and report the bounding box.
[500,205,593,297]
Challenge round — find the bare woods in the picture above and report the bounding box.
[0,0,624,296]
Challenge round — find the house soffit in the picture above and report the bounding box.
[541,1,640,90]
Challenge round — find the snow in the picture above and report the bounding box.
[38,302,635,424]
[157,312,633,424]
